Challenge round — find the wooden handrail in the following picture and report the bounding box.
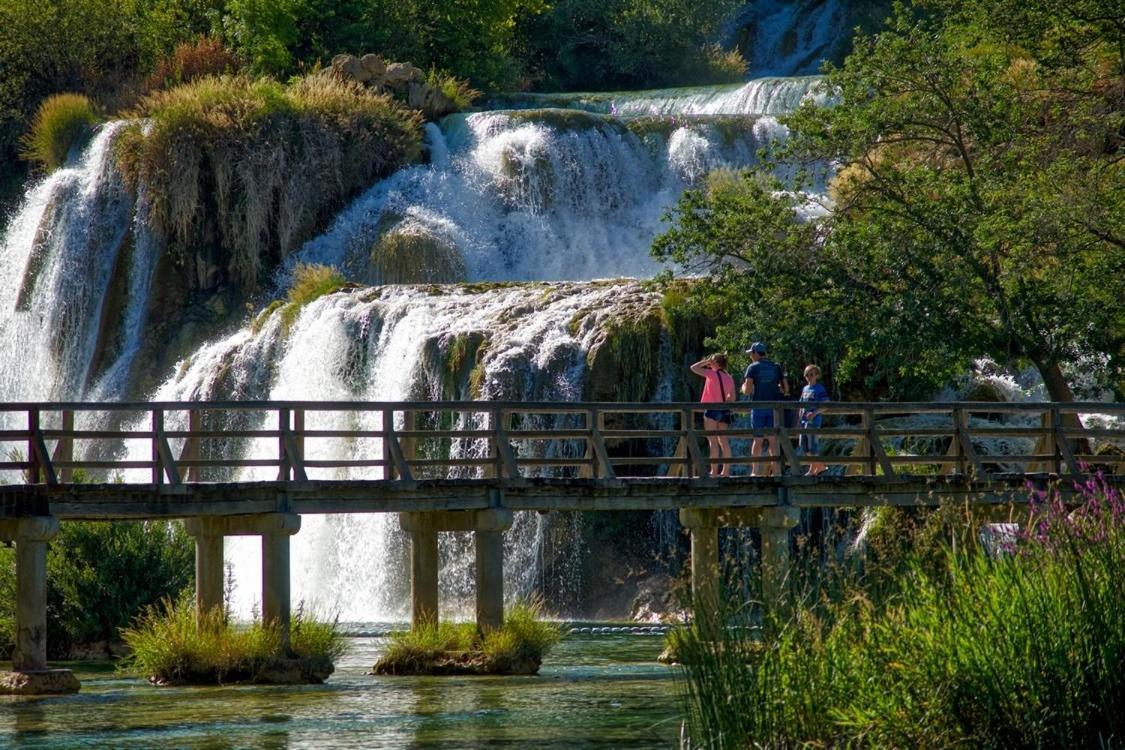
[0,401,1115,485]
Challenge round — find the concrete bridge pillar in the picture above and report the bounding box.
[0,516,79,695]
[400,509,514,633]
[474,530,504,632]
[759,507,800,607]
[188,521,225,621]
[678,509,719,610]
[409,530,439,628]
[185,513,301,647]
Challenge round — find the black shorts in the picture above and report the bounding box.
[703,409,733,425]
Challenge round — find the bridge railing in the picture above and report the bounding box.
[0,401,1119,485]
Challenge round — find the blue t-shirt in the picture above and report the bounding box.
[800,383,830,425]
[744,359,784,401]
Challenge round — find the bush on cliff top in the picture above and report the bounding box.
[21,94,100,172]
[117,73,423,291]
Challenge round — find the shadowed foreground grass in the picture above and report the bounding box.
[675,475,1125,749]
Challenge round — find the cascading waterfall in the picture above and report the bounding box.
[137,282,665,620]
[0,122,134,406]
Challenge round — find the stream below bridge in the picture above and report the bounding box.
[1,629,678,749]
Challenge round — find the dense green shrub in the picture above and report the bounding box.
[675,476,1125,748]
[20,93,99,172]
[116,73,422,290]
[0,520,193,657]
[123,596,345,684]
[518,0,744,91]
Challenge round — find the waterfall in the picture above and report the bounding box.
[491,75,827,117]
[137,282,661,620]
[0,122,133,405]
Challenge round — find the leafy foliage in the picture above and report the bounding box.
[0,520,193,657]
[518,0,744,91]
[654,0,1125,400]
[20,93,100,172]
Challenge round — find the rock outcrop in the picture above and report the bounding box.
[330,54,473,119]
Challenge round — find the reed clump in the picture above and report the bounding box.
[122,596,345,686]
[117,73,422,291]
[373,600,562,676]
[21,94,100,172]
[675,474,1125,749]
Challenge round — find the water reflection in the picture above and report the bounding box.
[0,632,678,749]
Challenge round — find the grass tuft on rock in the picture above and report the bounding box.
[122,596,345,686]
[21,94,100,172]
[117,73,422,291]
[374,600,562,676]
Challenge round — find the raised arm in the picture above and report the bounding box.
[690,357,713,377]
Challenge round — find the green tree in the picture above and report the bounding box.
[654,0,1124,401]
[0,520,193,656]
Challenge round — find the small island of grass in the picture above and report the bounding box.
[373,602,562,676]
[122,598,345,686]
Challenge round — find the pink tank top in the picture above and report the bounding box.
[700,369,735,404]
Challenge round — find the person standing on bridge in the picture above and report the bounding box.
[799,364,830,476]
[742,342,788,477]
[691,354,736,477]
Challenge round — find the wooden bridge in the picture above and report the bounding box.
[0,400,1121,693]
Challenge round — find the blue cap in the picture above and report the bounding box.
[745,342,767,355]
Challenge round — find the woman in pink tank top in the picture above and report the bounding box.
[690,353,736,477]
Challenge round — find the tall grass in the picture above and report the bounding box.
[21,94,100,172]
[123,596,345,685]
[117,73,422,290]
[675,474,1125,748]
[375,600,562,675]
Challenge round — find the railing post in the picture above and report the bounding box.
[947,406,966,476]
[682,407,708,478]
[848,411,868,477]
[186,409,201,482]
[381,408,394,480]
[277,407,290,480]
[1039,407,1057,475]
[27,408,40,484]
[1053,405,1080,475]
[57,410,73,484]
[151,408,163,486]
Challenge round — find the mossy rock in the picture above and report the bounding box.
[149,654,335,686]
[367,224,466,285]
[371,649,540,676]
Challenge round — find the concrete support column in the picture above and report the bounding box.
[679,509,719,615]
[474,530,504,633]
[0,515,79,695]
[194,530,225,621]
[13,519,55,671]
[410,530,439,629]
[262,532,292,648]
[759,507,800,607]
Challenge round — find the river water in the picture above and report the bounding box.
[1,631,678,749]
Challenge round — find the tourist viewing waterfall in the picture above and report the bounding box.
[0,0,1120,747]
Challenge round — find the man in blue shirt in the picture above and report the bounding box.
[741,342,788,476]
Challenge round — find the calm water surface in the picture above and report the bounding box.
[0,629,681,749]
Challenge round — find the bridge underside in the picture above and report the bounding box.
[0,473,1095,520]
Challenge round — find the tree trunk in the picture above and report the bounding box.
[1035,359,1074,403]
[1033,357,1089,464]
